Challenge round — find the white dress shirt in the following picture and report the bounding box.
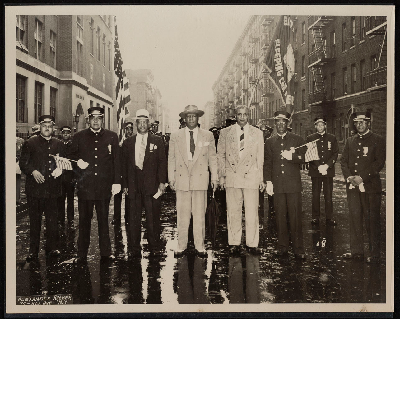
[135,132,148,167]
[185,126,198,161]
[236,123,249,158]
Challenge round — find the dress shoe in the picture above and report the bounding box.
[326,219,337,226]
[229,245,241,255]
[26,253,39,262]
[294,253,306,260]
[343,253,363,260]
[195,249,208,258]
[47,249,61,257]
[275,249,288,257]
[246,246,262,255]
[366,256,380,263]
[311,219,320,225]
[174,249,187,258]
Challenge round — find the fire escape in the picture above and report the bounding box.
[307,16,335,105]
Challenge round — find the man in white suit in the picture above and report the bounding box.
[217,105,265,255]
[168,105,218,257]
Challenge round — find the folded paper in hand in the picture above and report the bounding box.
[153,183,169,199]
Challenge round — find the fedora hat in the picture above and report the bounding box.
[179,105,204,119]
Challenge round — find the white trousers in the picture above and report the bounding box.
[226,187,259,247]
[176,190,207,251]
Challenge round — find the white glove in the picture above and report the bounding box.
[281,147,294,160]
[112,184,121,195]
[266,181,274,196]
[77,159,89,169]
[318,164,329,175]
[359,183,365,192]
[51,167,62,178]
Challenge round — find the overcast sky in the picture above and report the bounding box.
[115,5,253,120]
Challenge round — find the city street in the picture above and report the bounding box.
[15,168,386,305]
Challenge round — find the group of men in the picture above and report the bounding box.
[19,102,385,265]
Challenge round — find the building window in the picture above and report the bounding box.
[108,16,112,28]
[371,54,377,70]
[294,27,297,43]
[330,30,336,58]
[302,22,306,43]
[301,55,305,77]
[34,19,43,61]
[343,67,348,95]
[96,27,101,61]
[34,82,43,124]
[16,15,26,43]
[360,16,366,40]
[77,16,84,43]
[50,87,57,120]
[350,17,356,47]
[16,75,26,123]
[90,18,94,55]
[360,59,366,91]
[351,64,356,93]
[76,41,83,76]
[340,113,344,141]
[50,30,57,68]
[108,107,111,130]
[342,23,346,52]
[102,34,106,66]
[301,89,306,110]
[331,73,336,99]
[108,42,111,71]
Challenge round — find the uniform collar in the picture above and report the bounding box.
[90,127,104,135]
[276,132,287,139]
[358,129,371,139]
[318,131,326,137]
[39,134,52,141]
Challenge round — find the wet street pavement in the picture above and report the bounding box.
[15,171,386,305]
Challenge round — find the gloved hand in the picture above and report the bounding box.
[281,147,295,160]
[51,167,62,178]
[112,184,121,195]
[318,164,329,175]
[77,159,89,169]
[266,181,274,196]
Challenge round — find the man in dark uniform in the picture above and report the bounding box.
[19,115,64,261]
[340,111,385,262]
[57,126,76,230]
[264,111,307,259]
[306,117,339,226]
[69,107,121,262]
[113,121,134,226]
[122,109,167,257]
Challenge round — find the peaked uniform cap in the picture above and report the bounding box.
[273,111,291,120]
[39,115,55,124]
[353,111,371,121]
[88,107,104,116]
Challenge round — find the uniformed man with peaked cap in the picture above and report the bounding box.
[340,111,386,262]
[69,106,121,262]
[19,115,65,261]
[306,117,339,226]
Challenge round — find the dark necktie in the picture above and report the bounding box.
[190,130,195,157]
[239,127,245,153]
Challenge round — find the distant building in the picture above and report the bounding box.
[200,101,215,130]
[16,15,116,138]
[213,15,387,145]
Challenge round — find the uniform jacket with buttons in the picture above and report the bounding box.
[68,127,121,200]
[168,128,217,191]
[217,124,264,189]
[60,139,76,184]
[19,135,65,198]
[264,132,306,193]
[122,133,167,196]
[340,130,385,193]
[306,132,339,177]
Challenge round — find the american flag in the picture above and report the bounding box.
[114,19,131,142]
[53,155,73,170]
[304,139,320,163]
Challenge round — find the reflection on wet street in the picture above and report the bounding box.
[16,174,386,305]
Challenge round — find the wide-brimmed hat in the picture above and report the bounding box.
[273,111,291,121]
[179,105,204,119]
[353,111,371,122]
[135,109,150,120]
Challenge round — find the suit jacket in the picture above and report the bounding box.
[122,133,167,196]
[68,127,121,200]
[340,130,385,193]
[168,128,217,191]
[306,132,339,177]
[217,124,264,189]
[19,135,65,198]
[264,132,306,193]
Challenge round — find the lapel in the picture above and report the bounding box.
[227,125,240,167]
[129,135,137,169]
[178,129,189,168]
[144,133,153,165]
[192,129,204,166]
[240,125,257,162]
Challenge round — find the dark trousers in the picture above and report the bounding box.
[311,177,333,220]
[347,189,381,257]
[274,192,304,254]
[27,196,58,255]
[113,192,130,222]
[57,180,75,225]
[128,169,161,252]
[77,197,111,257]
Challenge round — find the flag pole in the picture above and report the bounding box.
[293,138,320,150]
[49,154,78,163]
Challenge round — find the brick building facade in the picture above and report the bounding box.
[16,15,116,138]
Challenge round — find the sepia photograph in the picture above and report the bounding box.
[5,4,394,314]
